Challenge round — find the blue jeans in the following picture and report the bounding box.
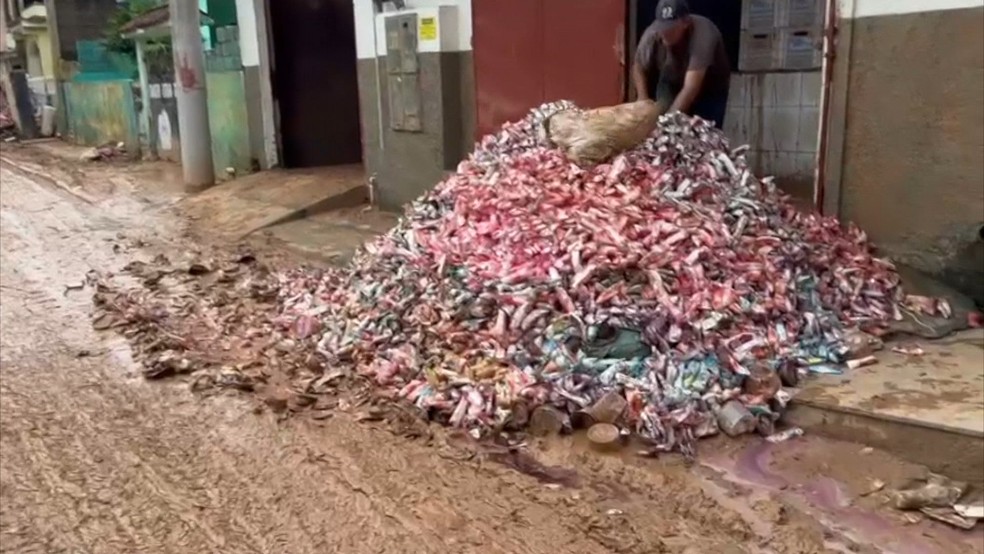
[651,79,729,129]
[691,92,728,129]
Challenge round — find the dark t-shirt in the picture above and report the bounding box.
[636,15,731,102]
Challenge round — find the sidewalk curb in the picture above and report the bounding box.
[0,155,99,205]
[785,401,984,485]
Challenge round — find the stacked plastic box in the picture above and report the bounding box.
[738,0,780,72]
[738,0,824,72]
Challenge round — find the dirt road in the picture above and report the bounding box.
[0,147,979,554]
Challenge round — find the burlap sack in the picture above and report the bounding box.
[543,100,663,165]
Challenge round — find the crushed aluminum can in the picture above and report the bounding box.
[954,501,984,519]
[846,355,878,370]
[891,344,925,356]
[572,391,628,429]
[586,422,622,452]
[919,507,978,530]
[716,400,757,438]
[528,405,569,437]
[765,427,804,443]
[807,364,843,375]
[891,476,967,511]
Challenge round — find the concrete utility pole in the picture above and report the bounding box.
[170,0,213,190]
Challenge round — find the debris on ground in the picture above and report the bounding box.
[842,328,884,357]
[93,104,953,458]
[716,400,757,438]
[890,343,925,356]
[954,500,984,519]
[846,355,878,370]
[890,474,980,529]
[861,479,886,497]
[89,246,290,387]
[586,422,622,451]
[572,390,628,428]
[765,427,804,444]
[80,141,126,162]
[806,363,842,375]
[528,404,569,437]
[920,507,978,530]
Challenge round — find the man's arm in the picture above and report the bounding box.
[632,61,649,100]
[669,68,706,113]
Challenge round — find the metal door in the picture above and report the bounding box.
[269,0,362,167]
[473,0,627,138]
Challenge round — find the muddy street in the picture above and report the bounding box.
[0,148,980,554]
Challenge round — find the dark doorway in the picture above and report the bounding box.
[268,0,362,167]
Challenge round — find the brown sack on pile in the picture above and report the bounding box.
[542,100,663,166]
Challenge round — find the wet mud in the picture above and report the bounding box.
[1,146,980,553]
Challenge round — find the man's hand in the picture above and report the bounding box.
[669,68,706,114]
[652,99,669,117]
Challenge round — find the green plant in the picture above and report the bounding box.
[104,0,164,55]
[143,41,174,75]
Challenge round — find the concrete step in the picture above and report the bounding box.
[786,329,984,484]
[263,206,398,266]
[182,164,368,238]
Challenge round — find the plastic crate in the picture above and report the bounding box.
[741,0,779,31]
[779,28,823,70]
[738,30,780,72]
[779,0,824,29]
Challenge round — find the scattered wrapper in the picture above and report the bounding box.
[846,356,878,370]
[891,344,925,356]
[765,427,804,443]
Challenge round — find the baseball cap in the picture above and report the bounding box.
[652,0,691,32]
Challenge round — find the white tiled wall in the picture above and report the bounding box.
[724,71,822,182]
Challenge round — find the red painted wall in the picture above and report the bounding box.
[472,0,627,138]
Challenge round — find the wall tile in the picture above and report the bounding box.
[723,106,741,144]
[742,103,763,150]
[763,107,799,152]
[728,107,756,148]
[728,74,746,107]
[761,73,777,107]
[774,73,802,107]
[756,150,775,177]
[773,151,797,178]
[795,152,817,177]
[800,71,822,107]
[759,106,775,150]
[744,149,760,173]
[745,73,767,108]
[797,106,820,153]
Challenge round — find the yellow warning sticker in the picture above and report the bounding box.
[420,17,438,41]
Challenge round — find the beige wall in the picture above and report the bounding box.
[835,4,983,303]
[353,3,476,208]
